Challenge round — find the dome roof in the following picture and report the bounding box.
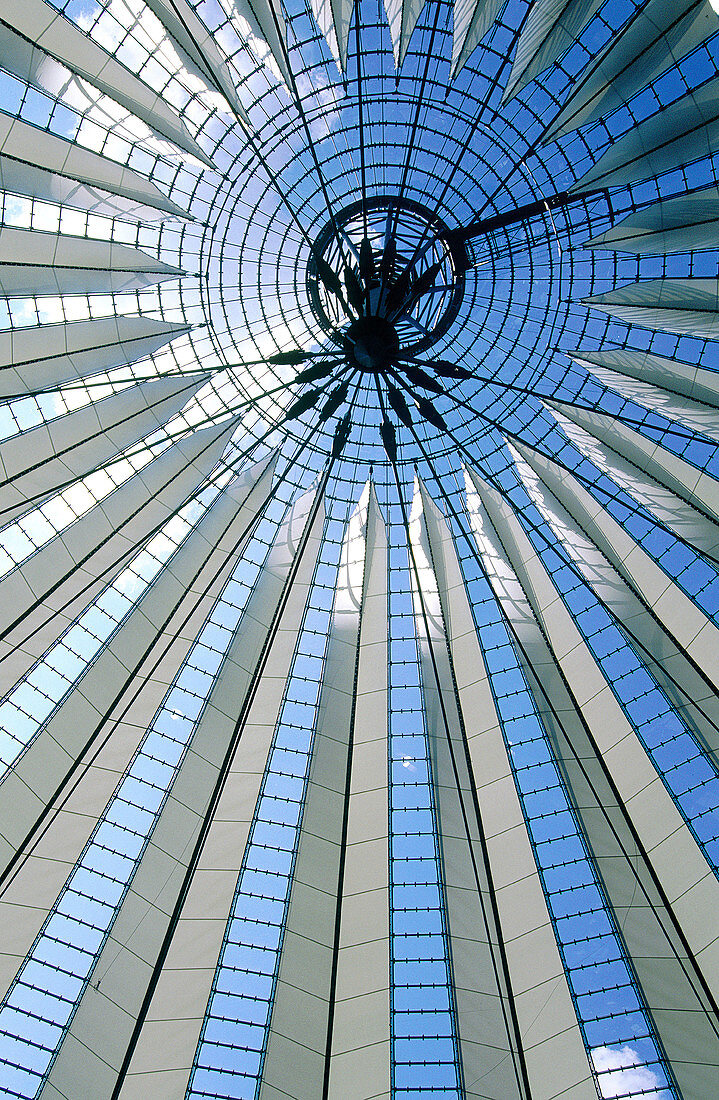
[0,0,718,1096]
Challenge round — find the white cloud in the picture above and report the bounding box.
[294,72,344,142]
[591,1046,668,1099]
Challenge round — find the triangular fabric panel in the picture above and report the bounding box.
[575,77,719,191]
[583,278,719,339]
[546,399,719,533]
[509,440,719,731]
[0,110,188,221]
[310,0,341,65]
[451,0,507,79]
[567,346,719,408]
[0,316,191,401]
[510,439,719,767]
[325,487,390,1095]
[383,0,428,68]
[143,0,250,124]
[228,0,293,86]
[0,226,182,298]
[0,419,237,690]
[504,0,604,101]
[579,362,719,442]
[547,401,719,568]
[0,372,206,528]
[260,484,390,1097]
[0,0,212,166]
[544,0,713,139]
[309,0,354,69]
[409,480,596,1099]
[586,187,719,256]
[35,479,323,1099]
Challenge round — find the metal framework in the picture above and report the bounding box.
[0,0,718,1096]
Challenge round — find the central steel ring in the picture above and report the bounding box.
[306,195,466,356]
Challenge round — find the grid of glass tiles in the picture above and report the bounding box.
[388,526,462,1098]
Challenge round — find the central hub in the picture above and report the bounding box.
[306,195,466,357]
[344,316,400,371]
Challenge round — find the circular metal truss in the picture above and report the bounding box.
[306,194,467,355]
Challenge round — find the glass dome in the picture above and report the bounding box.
[0,0,718,1096]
